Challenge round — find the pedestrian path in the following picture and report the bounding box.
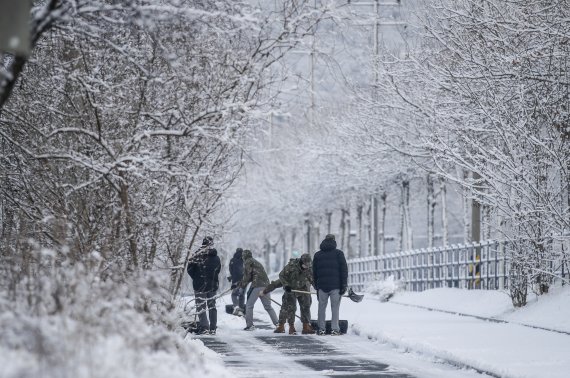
[193,314,486,378]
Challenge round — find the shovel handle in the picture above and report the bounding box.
[265,295,302,320]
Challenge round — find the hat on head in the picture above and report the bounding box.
[202,236,213,246]
[291,250,301,258]
[325,234,335,240]
[236,247,243,253]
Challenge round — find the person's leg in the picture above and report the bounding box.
[195,292,209,331]
[281,292,297,333]
[298,293,315,334]
[231,287,239,307]
[207,291,217,331]
[244,287,258,328]
[259,290,279,325]
[297,293,311,324]
[317,289,329,332]
[238,288,246,310]
[278,293,289,325]
[329,289,341,332]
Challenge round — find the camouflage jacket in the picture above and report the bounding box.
[279,256,313,291]
[239,249,270,289]
[263,279,283,294]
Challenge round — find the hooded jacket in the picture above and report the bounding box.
[312,238,348,292]
[239,249,270,289]
[187,248,221,292]
[229,249,244,284]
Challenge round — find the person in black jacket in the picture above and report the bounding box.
[312,234,348,335]
[187,236,221,335]
[228,247,245,315]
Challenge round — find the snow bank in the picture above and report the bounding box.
[0,266,230,378]
[340,285,570,378]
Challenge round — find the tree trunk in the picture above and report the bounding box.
[373,194,379,255]
[340,208,346,252]
[291,227,296,258]
[346,209,352,258]
[440,177,448,246]
[399,183,405,252]
[380,192,386,255]
[357,204,363,258]
[367,198,372,256]
[463,170,471,243]
[119,181,138,268]
[427,173,435,248]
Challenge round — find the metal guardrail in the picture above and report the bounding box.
[347,240,511,292]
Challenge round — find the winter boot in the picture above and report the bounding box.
[288,323,297,335]
[302,323,315,335]
[274,323,285,333]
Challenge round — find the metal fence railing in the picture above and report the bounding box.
[347,238,570,293]
[347,240,512,293]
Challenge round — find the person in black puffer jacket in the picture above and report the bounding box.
[312,234,348,335]
[187,236,221,334]
[228,247,245,315]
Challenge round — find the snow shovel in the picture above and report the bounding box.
[291,288,364,303]
[267,296,302,320]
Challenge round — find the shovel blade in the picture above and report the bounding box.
[348,288,364,303]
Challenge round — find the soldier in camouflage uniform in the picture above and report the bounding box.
[262,279,296,333]
[263,253,315,334]
[239,249,279,330]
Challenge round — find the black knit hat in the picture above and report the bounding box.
[202,236,213,246]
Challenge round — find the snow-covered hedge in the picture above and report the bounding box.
[0,250,228,378]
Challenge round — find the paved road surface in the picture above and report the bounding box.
[192,316,486,378]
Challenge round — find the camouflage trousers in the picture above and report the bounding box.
[279,292,311,324]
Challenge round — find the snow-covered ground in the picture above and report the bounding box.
[199,284,570,378]
[346,285,570,378]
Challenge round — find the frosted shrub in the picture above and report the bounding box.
[365,275,405,302]
[0,247,223,378]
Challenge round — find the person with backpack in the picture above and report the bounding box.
[238,249,279,331]
[187,236,221,335]
[262,253,315,335]
[313,234,348,336]
[228,247,245,315]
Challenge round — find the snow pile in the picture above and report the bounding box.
[0,258,229,378]
[341,285,570,378]
[502,285,570,333]
[392,287,512,317]
[364,275,405,302]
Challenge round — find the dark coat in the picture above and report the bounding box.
[229,249,244,284]
[187,248,221,293]
[312,238,348,293]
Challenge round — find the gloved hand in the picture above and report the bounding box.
[284,286,292,293]
[231,284,237,290]
[227,276,232,282]
[339,286,347,296]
